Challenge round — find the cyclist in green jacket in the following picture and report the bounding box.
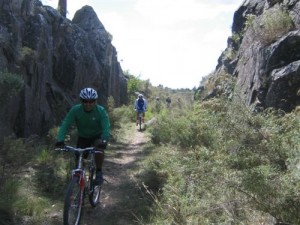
[55,87,110,185]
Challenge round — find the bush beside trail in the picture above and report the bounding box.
[143,98,300,224]
[1,93,300,224]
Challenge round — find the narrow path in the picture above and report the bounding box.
[81,127,151,225]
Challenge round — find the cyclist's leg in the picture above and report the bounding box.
[92,138,106,170]
[94,150,104,171]
[93,139,106,185]
[88,139,103,206]
[136,111,139,125]
[142,111,145,123]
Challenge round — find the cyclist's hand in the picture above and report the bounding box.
[55,141,65,148]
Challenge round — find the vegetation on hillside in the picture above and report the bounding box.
[246,7,294,45]
[0,70,24,104]
[138,96,300,224]
[0,74,299,224]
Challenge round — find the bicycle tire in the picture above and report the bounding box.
[88,167,101,207]
[63,176,83,225]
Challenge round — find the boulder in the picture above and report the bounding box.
[0,0,127,138]
[199,0,300,112]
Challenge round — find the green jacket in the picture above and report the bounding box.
[57,104,110,142]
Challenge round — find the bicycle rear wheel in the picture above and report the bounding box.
[63,176,83,225]
[88,167,101,207]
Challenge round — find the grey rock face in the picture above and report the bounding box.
[203,0,300,112]
[0,0,127,138]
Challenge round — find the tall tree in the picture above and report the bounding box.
[58,0,67,17]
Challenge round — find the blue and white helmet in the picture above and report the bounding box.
[79,88,98,100]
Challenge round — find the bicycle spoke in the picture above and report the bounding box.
[64,177,83,225]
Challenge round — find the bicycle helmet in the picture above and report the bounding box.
[138,94,143,98]
[79,88,98,100]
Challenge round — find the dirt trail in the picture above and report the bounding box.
[81,127,150,225]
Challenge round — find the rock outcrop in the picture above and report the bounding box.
[197,0,300,112]
[0,0,127,138]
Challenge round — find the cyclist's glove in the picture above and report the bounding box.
[55,141,65,148]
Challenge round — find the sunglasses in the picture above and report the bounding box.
[82,99,96,104]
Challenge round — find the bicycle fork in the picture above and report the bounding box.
[72,171,86,205]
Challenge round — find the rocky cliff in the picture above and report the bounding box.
[0,0,127,138]
[197,0,300,112]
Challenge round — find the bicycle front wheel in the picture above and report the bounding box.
[63,176,83,225]
[88,167,101,207]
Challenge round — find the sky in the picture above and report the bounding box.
[41,0,243,89]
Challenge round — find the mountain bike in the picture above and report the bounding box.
[55,146,103,225]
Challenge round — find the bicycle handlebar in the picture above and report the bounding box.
[55,146,103,154]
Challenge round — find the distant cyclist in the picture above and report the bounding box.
[155,96,161,113]
[55,87,110,185]
[134,94,147,125]
[166,96,171,108]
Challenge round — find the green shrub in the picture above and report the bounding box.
[0,179,20,224]
[144,96,300,224]
[20,46,35,60]
[1,137,30,170]
[249,7,294,45]
[0,70,24,104]
[195,73,236,101]
[111,105,133,126]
